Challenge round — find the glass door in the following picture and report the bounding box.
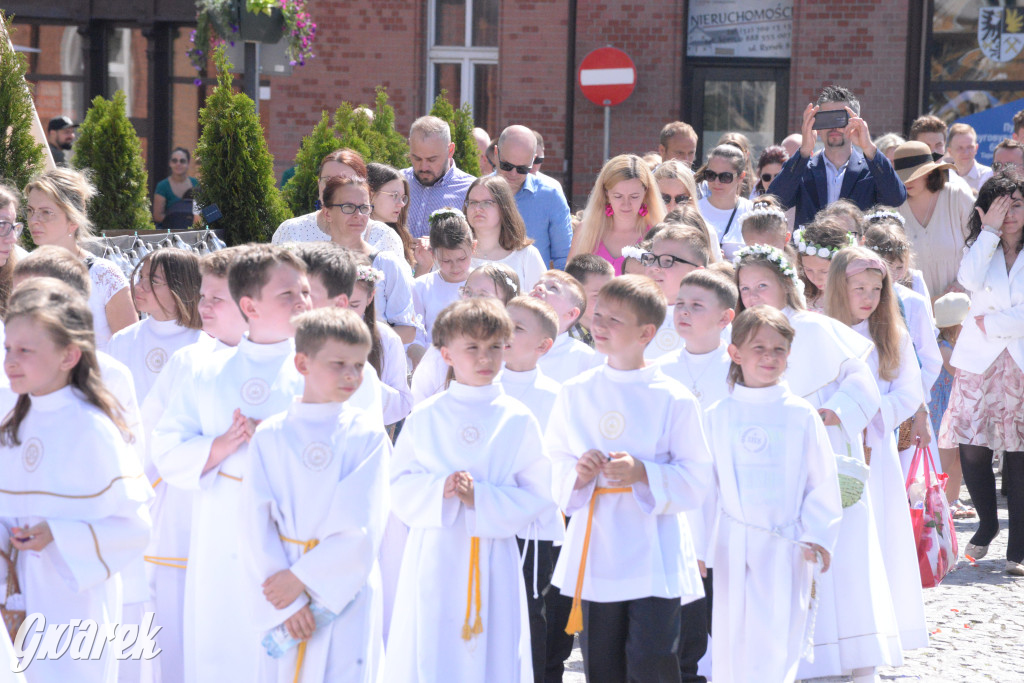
[685,63,789,164]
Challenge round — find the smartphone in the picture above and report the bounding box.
[812,109,849,131]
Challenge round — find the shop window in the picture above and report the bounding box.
[427,0,498,136]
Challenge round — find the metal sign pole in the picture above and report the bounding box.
[603,104,610,162]
[244,41,260,114]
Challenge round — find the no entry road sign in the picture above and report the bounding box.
[578,47,636,107]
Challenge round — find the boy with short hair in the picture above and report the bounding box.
[152,244,313,683]
[385,297,555,682]
[530,269,602,382]
[548,275,713,682]
[242,307,390,682]
[565,254,613,347]
[657,268,737,683]
[642,225,710,360]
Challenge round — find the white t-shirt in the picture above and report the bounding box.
[471,245,547,293]
[698,196,752,246]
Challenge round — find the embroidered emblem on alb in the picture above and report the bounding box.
[740,426,770,453]
[145,347,168,373]
[599,411,626,440]
[240,378,271,405]
[655,327,678,351]
[302,442,333,472]
[22,438,43,472]
[459,425,482,446]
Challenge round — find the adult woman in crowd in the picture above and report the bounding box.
[653,159,698,215]
[320,176,419,344]
[0,183,25,317]
[367,162,415,267]
[718,131,757,197]
[152,147,199,229]
[568,154,666,275]
[464,175,546,290]
[894,141,976,297]
[940,172,1024,576]
[24,168,138,346]
[751,145,788,198]
[271,148,368,244]
[698,144,753,253]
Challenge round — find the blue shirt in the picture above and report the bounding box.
[822,155,850,206]
[402,161,476,238]
[509,173,573,270]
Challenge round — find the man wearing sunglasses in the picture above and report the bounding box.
[495,125,573,269]
[402,116,475,238]
[768,84,906,227]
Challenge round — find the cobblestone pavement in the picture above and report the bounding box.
[563,474,1024,682]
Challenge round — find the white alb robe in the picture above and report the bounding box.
[853,320,929,651]
[0,387,152,683]
[375,321,412,425]
[548,364,712,604]
[412,270,462,345]
[386,382,555,683]
[105,318,205,404]
[895,283,943,476]
[150,336,305,683]
[645,305,685,361]
[705,383,842,683]
[536,333,602,385]
[410,345,450,405]
[242,399,390,683]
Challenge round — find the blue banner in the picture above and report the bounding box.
[954,97,1024,165]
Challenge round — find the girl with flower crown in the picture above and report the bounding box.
[794,215,857,313]
[732,245,902,683]
[824,246,930,665]
[463,175,546,291]
[568,154,666,275]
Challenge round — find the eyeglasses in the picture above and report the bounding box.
[498,157,531,175]
[704,170,735,184]
[0,221,23,237]
[533,156,545,165]
[326,203,374,215]
[459,286,494,299]
[377,191,409,205]
[134,276,167,292]
[24,207,59,223]
[465,199,497,211]
[170,158,189,164]
[761,173,778,184]
[661,193,690,206]
[640,252,701,269]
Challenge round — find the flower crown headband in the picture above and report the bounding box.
[863,209,905,226]
[620,245,646,261]
[739,205,787,225]
[732,244,800,284]
[356,265,385,286]
[793,228,856,260]
[429,207,466,224]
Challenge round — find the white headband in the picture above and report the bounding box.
[739,206,788,225]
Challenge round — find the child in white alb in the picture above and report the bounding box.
[641,224,711,361]
[530,270,602,383]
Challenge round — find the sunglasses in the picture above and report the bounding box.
[661,193,690,205]
[498,158,531,175]
[704,170,735,184]
[639,252,701,269]
[533,156,544,165]
[761,173,777,184]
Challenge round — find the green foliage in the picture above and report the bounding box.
[282,110,336,217]
[0,14,45,194]
[368,86,409,168]
[72,91,152,232]
[332,103,372,162]
[194,47,290,244]
[429,90,480,176]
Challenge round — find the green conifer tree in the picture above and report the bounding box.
[367,86,409,169]
[333,103,373,162]
[0,14,45,192]
[72,91,152,232]
[429,91,480,176]
[194,47,290,244]
[282,110,339,216]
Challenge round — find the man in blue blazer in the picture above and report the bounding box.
[768,85,907,227]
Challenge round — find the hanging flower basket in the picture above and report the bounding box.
[208,0,285,44]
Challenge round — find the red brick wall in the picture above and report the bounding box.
[789,1,910,140]
[264,0,427,178]
[568,0,686,208]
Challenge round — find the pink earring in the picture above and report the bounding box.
[638,203,649,217]
[605,203,614,217]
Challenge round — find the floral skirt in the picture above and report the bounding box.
[939,349,1024,452]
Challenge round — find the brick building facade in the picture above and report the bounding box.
[7,1,1019,209]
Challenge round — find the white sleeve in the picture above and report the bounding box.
[374,253,420,330]
[520,246,547,292]
[378,324,413,424]
[90,259,130,306]
[958,231,999,293]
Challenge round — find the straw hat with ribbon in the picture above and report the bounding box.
[892,141,955,184]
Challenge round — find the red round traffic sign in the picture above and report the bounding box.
[577,47,636,107]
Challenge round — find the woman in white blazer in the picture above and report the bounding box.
[940,173,1024,576]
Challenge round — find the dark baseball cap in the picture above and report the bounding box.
[47,116,79,132]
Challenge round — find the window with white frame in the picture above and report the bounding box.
[427,0,498,137]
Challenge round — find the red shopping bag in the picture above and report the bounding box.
[905,446,958,587]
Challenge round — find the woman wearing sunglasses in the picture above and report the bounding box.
[568,154,666,275]
[653,159,698,214]
[367,162,416,268]
[751,145,789,198]
[697,144,753,253]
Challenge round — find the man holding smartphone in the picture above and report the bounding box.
[768,85,906,227]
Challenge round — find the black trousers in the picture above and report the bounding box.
[518,538,556,683]
[581,596,682,683]
[960,446,1024,562]
[678,568,713,683]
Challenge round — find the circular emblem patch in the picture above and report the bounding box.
[302,442,333,472]
[240,378,270,405]
[22,438,43,472]
[740,426,770,453]
[599,411,626,440]
[145,347,168,373]
[459,425,482,446]
[655,328,678,351]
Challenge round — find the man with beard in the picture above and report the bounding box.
[768,85,905,227]
[47,115,78,166]
[402,116,475,238]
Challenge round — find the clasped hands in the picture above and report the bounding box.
[574,449,648,489]
[444,471,475,508]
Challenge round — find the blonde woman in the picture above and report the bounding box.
[653,159,698,214]
[568,154,666,275]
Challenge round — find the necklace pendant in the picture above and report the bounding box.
[692,383,702,400]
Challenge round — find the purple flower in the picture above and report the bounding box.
[194,78,203,86]
[289,60,297,66]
